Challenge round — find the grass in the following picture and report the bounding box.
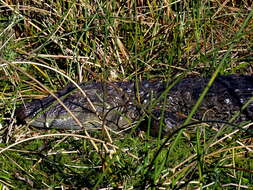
[0,0,253,189]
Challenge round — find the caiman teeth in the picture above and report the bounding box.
[45,122,50,128]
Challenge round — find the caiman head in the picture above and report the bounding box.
[15,82,140,131]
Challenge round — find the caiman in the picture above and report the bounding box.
[15,75,253,135]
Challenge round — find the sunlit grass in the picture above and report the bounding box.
[0,0,253,189]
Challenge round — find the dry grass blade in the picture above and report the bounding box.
[0,133,139,160]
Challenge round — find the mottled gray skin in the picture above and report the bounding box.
[15,75,253,135]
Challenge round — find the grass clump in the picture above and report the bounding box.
[0,0,253,189]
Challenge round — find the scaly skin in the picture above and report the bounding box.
[15,75,253,135]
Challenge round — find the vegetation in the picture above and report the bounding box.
[0,0,253,189]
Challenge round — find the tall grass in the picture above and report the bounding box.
[0,0,253,189]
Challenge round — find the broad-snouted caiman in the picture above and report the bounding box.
[15,75,253,135]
